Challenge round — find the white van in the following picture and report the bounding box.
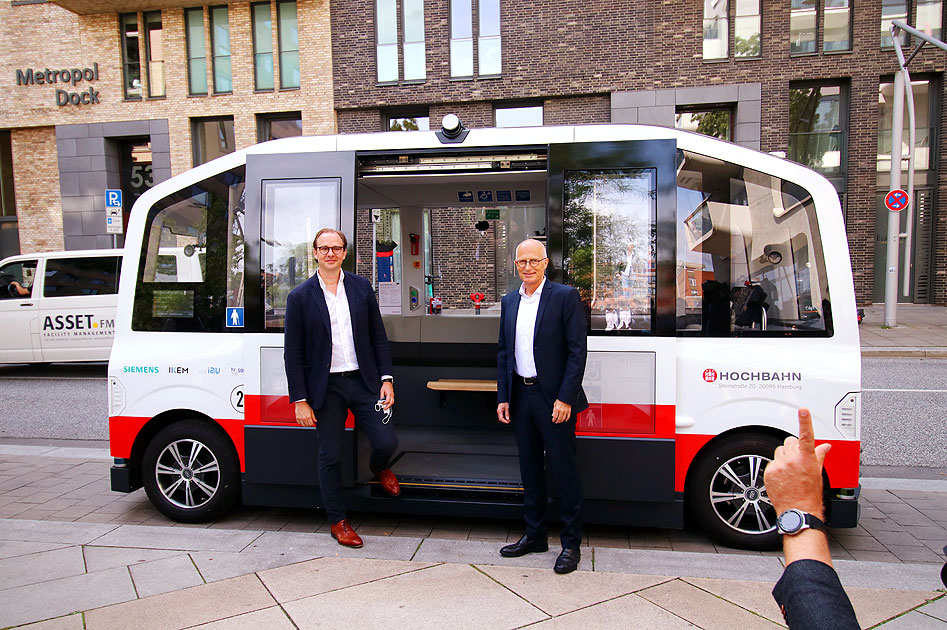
[0,249,122,363]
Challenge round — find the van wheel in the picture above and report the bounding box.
[686,433,782,551]
[142,420,239,523]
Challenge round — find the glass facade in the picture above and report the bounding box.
[877,80,934,172]
[788,84,845,174]
[252,2,274,90]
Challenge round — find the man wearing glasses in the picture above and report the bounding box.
[284,228,400,549]
[497,238,589,574]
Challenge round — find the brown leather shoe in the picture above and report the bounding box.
[330,519,363,548]
[377,469,401,497]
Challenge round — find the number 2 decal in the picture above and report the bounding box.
[230,385,244,413]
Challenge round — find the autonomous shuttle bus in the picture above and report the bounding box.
[107,121,861,550]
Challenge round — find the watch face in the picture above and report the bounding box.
[778,510,804,533]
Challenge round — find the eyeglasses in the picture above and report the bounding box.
[514,258,547,269]
[316,246,345,255]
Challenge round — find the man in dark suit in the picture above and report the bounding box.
[284,228,400,549]
[497,238,588,574]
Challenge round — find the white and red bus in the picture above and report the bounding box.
[107,119,861,550]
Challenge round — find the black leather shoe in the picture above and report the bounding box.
[554,548,581,574]
[499,535,549,557]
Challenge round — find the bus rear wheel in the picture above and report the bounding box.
[142,420,239,523]
[687,433,782,551]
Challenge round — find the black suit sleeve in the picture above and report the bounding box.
[283,287,308,404]
[365,282,393,378]
[772,560,860,630]
[556,287,588,406]
[497,295,509,404]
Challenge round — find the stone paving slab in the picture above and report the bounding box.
[129,553,205,598]
[0,540,70,560]
[245,529,422,560]
[188,606,297,630]
[83,546,187,573]
[414,537,593,571]
[637,578,783,629]
[522,592,699,629]
[0,519,118,544]
[0,545,87,591]
[189,550,313,583]
[833,557,946,590]
[16,614,85,630]
[593,547,786,583]
[89,524,264,552]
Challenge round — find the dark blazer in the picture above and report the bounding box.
[772,559,860,629]
[284,271,393,410]
[497,279,589,414]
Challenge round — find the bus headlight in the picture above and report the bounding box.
[109,377,126,416]
[834,392,860,440]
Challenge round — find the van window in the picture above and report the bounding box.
[562,169,657,333]
[133,166,245,332]
[43,256,121,297]
[0,260,37,299]
[675,150,831,335]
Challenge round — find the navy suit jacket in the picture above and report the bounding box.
[497,279,589,414]
[283,271,393,410]
[772,559,860,629]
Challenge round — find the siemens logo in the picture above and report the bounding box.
[123,366,159,374]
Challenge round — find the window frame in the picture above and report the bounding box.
[257,111,303,142]
[822,0,853,53]
[252,1,275,91]
[143,10,165,98]
[209,5,232,94]
[185,7,208,96]
[449,0,501,79]
[384,109,431,131]
[191,116,236,167]
[702,0,730,60]
[494,103,543,128]
[674,105,734,141]
[787,81,849,177]
[277,0,300,89]
[119,12,143,100]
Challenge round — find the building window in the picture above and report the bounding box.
[788,84,846,175]
[185,8,208,95]
[790,0,817,54]
[387,113,430,131]
[252,2,274,91]
[734,0,761,57]
[258,111,303,142]
[878,79,935,172]
[824,0,851,51]
[144,11,165,98]
[404,0,426,80]
[120,13,142,99]
[703,0,728,59]
[210,6,232,93]
[192,116,236,166]
[451,0,501,77]
[278,0,300,89]
[376,0,398,82]
[495,104,542,127]
[881,0,909,47]
[0,131,14,220]
[675,107,732,140]
[917,0,943,40]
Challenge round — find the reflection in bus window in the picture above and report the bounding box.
[675,149,831,335]
[133,166,245,332]
[262,178,340,330]
[562,169,656,333]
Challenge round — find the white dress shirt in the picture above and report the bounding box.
[317,271,360,373]
[514,277,546,378]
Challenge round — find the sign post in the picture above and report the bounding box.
[105,189,123,246]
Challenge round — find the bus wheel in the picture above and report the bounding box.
[142,420,239,523]
[687,433,781,551]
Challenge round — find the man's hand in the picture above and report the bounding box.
[497,402,511,424]
[294,401,317,427]
[765,408,832,518]
[551,399,572,424]
[379,381,394,410]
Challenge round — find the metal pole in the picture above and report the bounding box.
[902,72,916,297]
[884,70,904,326]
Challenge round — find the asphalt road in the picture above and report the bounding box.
[0,358,944,469]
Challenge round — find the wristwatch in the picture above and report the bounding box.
[381,376,394,384]
[776,509,826,535]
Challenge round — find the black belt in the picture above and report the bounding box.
[330,370,360,378]
[514,373,538,386]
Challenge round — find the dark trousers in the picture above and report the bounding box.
[511,378,583,549]
[314,371,398,523]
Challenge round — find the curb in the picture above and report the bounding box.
[862,347,947,358]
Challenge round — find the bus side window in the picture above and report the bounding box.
[133,166,245,332]
[675,150,831,336]
[562,169,657,333]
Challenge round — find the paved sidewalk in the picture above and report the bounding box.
[0,447,945,628]
[859,303,947,356]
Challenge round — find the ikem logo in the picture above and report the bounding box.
[168,367,188,374]
[702,369,718,383]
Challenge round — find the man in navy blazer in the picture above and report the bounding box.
[497,238,589,574]
[284,228,400,549]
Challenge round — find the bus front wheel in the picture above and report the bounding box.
[142,420,240,523]
[687,433,782,551]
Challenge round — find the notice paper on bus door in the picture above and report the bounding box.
[379,282,402,315]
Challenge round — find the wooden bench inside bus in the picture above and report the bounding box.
[426,379,497,407]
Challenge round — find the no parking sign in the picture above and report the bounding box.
[885,189,909,212]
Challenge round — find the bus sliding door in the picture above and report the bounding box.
[240,150,356,508]
[547,140,681,527]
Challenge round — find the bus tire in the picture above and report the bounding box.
[142,420,239,523]
[686,433,782,551]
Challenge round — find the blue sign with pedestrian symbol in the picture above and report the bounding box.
[226,307,244,328]
[105,189,122,209]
